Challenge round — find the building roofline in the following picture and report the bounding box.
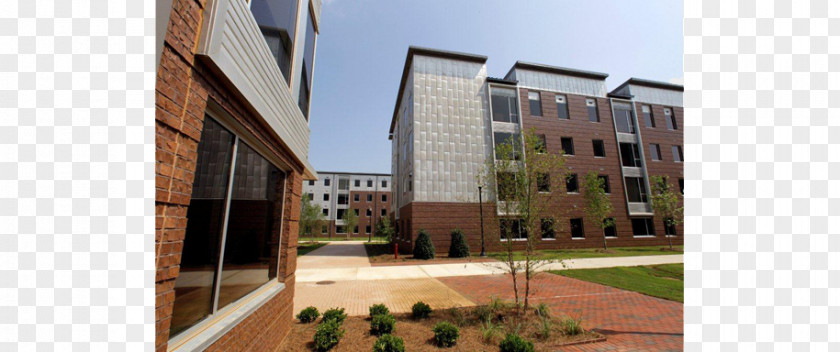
[389,46,488,139]
[611,77,684,95]
[315,171,392,177]
[508,61,609,81]
[487,77,518,85]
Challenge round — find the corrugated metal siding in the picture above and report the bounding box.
[515,68,607,97]
[627,84,683,107]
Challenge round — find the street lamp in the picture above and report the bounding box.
[478,185,486,257]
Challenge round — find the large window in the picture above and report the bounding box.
[664,220,677,236]
[625,177,648,203]
[632,218,656,236]
[494,132,521,160]
[337,194,348,205]
[619,143,642,167]
[598,175,610,193]
[613,102,636,134]
[555,95,569,119]
[171,117,284,337]
[528,91,543,116]
[570,218,584,238]
[586,98,599,122]
[672,145,683,162]
[338,178,349,190]
[541,219,555,239]
[604,218,617,238]
[500,219,527,240]
[297,7,317,119]
[641,105,655,127]
[665,107,677,130]
[535,134,547,154]
[592,140,606,157]
[649,144,662,161]
[566,173,579,193]
[250,0,298,85]
[491,87,519,123]
[537,173,550,193]
[561,137,575,155]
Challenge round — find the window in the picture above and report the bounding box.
[366,209,372,217]
[586,98,599,122]
[664,220,677,236]
[322,208,328,216]
[336,226,346,234]
[613,102,636,134]
[296,7,317,119]
[632,218,656,236]
[324,178,330,186]
[353,194,360,202]
[250,0,298,85]
[500,219,527,240]
[494,132,521,160]
[598,175,610,193]
[672,145,683,162]
[308,180,315,186]
[366,225,372,234]
[528,91,543,116]
[537,173,550,193]
[338,178,349,190]
[354,209,360,216]
[541,219,555,239]
[336,209,345,219]
[570,218,584,238]
[535,134,547,154]
[561,137,575,155]
[354,180,360,187]
[625,177,648,203]
[381,194,387,202]
[555,95,569,119]
[367,180,373,187]
[649,144,662,161]
[323,194,329,201]
[619,143,642,167]
[665,108,677,130]
[382,180,387,188]
[497,172,516,201]
[367,194,373,202]
[321,225,327,234]
[381,209,386,216]
[641,105,655,127]
[337,194,348,205]
[490,87,519,123]
[679,178,684,194]
[566,174,579,193]
[171,117,284,337]
[592,140,605,157]
[354,226,358,234]
[604,218,617,238]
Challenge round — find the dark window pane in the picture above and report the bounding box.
[324,179,330,186]
[650,144,661,161]
[561,137,574,155]
[381,194,387,202]
[297,8,317,119]
[598,175,610,193]
[679,178,684,194]
[570,218,584,238]
[367,194,372,202]
[537,173,550,193]
[382,180,387,187]
[592,140,605,157]
[337,194,348,205]
[566,174,579,193]
[604,218,617,237]
[250,0,298,84]
[500,219,527,240]
[632,218,655,236]
[218,142,283,310]
[665,108,676,130]
[336,209,345,220]
[494,132,521,160]
[620,143,642,167]
[171,117,234,337]
[322,208,328,216]
[642,105,655,128]
[586,98,599,122]
[354,194,359,202]
[323,194,329,201]
[367,180,373,187]
[354,180,360,187]
[672,145,683,162]
[625,177,648,203]
[541,219,555,239]
[528,91,542,116]
[491,87,519,123]
[308,180,315,186]
[307,193,313,201]
[556,95,569,119]
[613,102,636,133]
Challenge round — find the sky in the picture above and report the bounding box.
[307,0,683,174]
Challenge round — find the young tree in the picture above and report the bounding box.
[375,216,395,243]
[480,128,568,312]
[341,207,359,240]
[650,175,684,250]
[581,172,614,251]
[299,196,326,243]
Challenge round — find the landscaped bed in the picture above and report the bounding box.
[364,243,498,266]
[280,301,604,351]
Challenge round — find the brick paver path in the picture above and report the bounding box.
[438,273,683,351]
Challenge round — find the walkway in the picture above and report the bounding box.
[295,240,371,270]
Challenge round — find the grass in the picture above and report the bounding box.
[487,245,683,262]
[550,263,684,302]
[296,242,327,256]
[297,236,389,242]
[363,243,497,266]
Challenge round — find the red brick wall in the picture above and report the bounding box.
[637,103,685,236]
[155,0,302,351]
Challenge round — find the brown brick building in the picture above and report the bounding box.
[155,0,321,351]
[389,48,683,253]
[301,172,392,238]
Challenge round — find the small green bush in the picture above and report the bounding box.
[535,314,553,340]
[369,304,390,318]
[322,308,347,324]
[499,333,535,352]
[447,229,470,258]
[413,229,435,260]
[479,317,501,343]
[313,319,345,351]
[432,321,460,347]
[533,303,550,318]
[370,314,396,336]
[560,315,583,336]
[411,301,432,319]
[296,306,320,323]
[474,305,492,322]
[372,334,405,352]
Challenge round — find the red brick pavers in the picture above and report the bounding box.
[438,273,683,351]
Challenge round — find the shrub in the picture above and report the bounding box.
[560,315,583,336]
[533,303,550,318]
[479,317,501,343]
[313,319,345,351]
[535,314,553,340]
[447,229,470,258]
[322,308,347,324]
[411,301,432,319]
[369,304,390,318]
[296,306,320,323]
[413,229,435,259]
[432,321,460,347]
[446,307,467,327]
[370,314,396,336]
[372,334,405,352]
[499,333,535,352]
[474,305,493,322]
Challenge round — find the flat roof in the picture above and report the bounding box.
[507,61,609,81]
[611,77,684,94]
[389,46,488,139]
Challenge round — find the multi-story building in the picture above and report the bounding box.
[155,0,320,351]
[389,47,683,252]
[302,172,392,237]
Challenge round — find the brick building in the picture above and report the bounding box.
[155,0,320,351]
[302,172,392,238]
[389,47,683,252]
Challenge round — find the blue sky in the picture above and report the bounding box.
[308,0,683,174]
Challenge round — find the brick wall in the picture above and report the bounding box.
[637,103,685,237]
[155,0,303,350]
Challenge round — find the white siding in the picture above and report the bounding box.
[626,84,683,107]
[514,68,607,97]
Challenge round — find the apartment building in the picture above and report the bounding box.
[155,0,320,351]
[389,47,683,252]
[302,172,392,237]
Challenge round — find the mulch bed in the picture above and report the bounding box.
[365,243,498,266]
[279,306,604,351]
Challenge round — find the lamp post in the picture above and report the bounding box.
[478,185,486,257]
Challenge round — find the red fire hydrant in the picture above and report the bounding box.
[394,243,399,259]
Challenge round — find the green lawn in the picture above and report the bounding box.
[550,263,684,302]
[296,242,327,256]
[487,245,682,262]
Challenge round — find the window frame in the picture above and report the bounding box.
[649,143,662,161]
[537,172,551,193]
[641,105,655,128]
[555,94,569,119]
[632,218,656,237]
[604,218,617,238]
[561,137,575,156]
[598,175,610,194]
[665,107,677,130]
[566,173,579,194]
[528,91,543,117]
[540,218,556,240]
[570,218,585,239]
[592,139,606,158]
[586,98,600,122]
[672,145,683,162]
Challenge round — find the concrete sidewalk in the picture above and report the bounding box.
[296,254,683,283]
[296,241,371,270]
